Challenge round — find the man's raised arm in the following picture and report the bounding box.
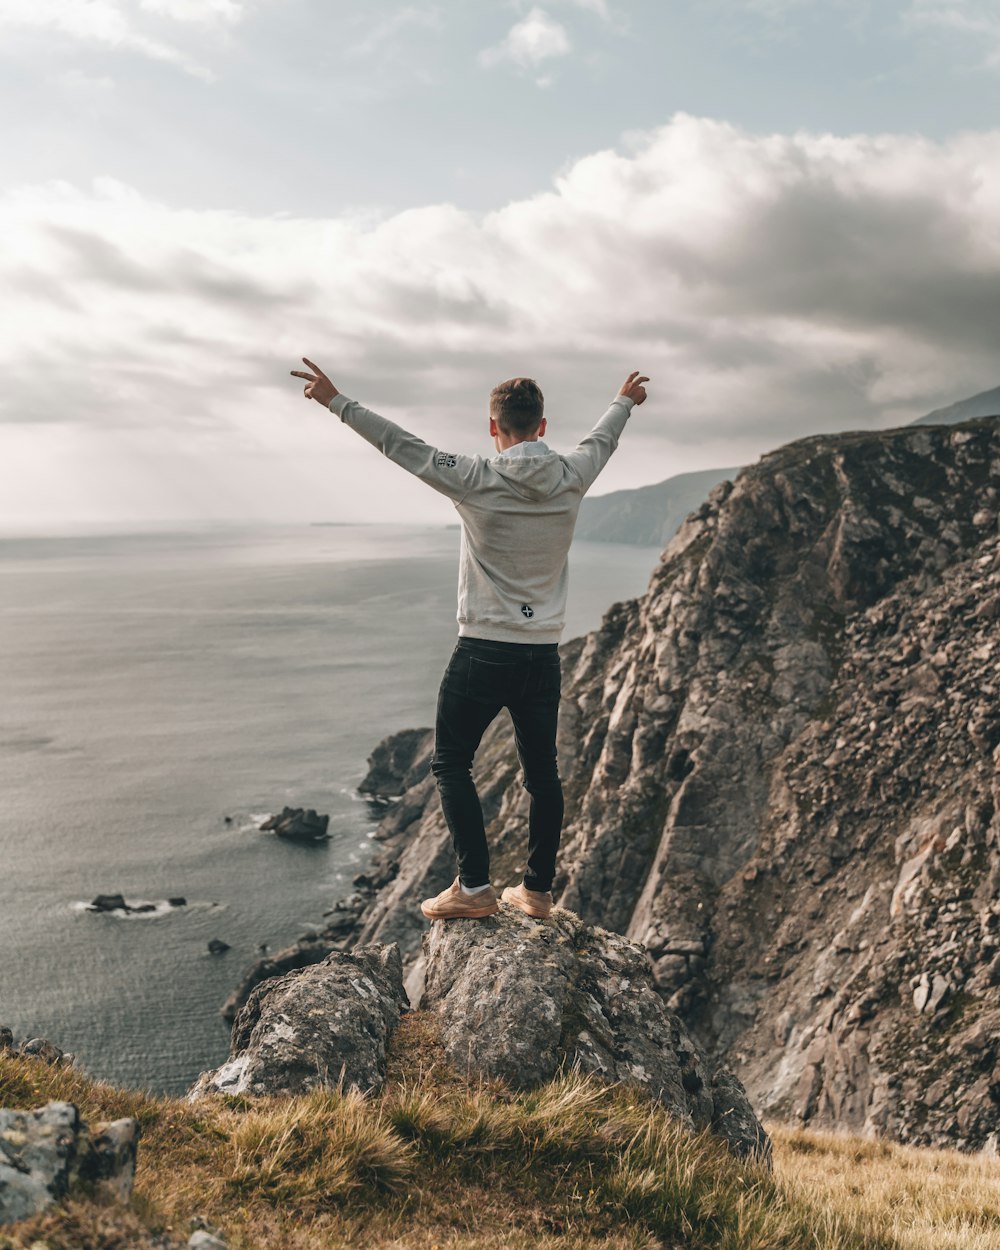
[563,370,649,493]
[291,358,480,504]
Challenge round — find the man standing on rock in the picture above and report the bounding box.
[291,359,649,921]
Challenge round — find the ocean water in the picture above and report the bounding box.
[0,524,661,1095]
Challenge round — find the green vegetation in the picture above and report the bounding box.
[2,1013,997,1250]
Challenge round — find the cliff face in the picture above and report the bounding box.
[300,416,1000,1150]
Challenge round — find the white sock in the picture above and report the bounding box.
[460,881,492,896]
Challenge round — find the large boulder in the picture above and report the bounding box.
[192,944,407,1099]
[421,907,770,1165]
[0,1101,139,1225]
[220,936,339,1023]
[260,807,330,843]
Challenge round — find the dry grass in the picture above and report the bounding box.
[0,1014,996,1250]
[770,1121,1000,1250]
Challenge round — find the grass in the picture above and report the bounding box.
[1,1013,998,1249]
[774,1123,1000,1250]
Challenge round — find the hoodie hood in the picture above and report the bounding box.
[490,440,567,501]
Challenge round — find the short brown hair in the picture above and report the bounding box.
[490,377,544,436]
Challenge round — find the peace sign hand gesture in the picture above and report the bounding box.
[290,358,339,408]
[618,371,650,405]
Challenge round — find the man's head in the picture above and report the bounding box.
[489,377,545,439]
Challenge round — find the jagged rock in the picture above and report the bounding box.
[87,893,184,915]
[220,937,338,1023]
[0,1101,139,1225]
[260,806,330,843]
[192,945,407,1098]
[89,893,128,912]
[358,727,434,797]
[0,1029,69,1067]
[17,1037,68,1066]
[207,939,230,955]
[421,908,770,1165]
[188,1233,228,1249]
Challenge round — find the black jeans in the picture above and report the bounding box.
[431,636,564,892]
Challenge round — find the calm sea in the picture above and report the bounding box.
[0,524,660,1095]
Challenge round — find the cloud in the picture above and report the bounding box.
[3,117,1000,524]
[138,0,244,21]
[545,0,612,19]
[56,68,116,93]
[345,5,442,57]
[0,0,249,79]
[480,8,571,73]
[905,1,1000,68]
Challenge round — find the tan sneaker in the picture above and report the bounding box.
[420,878,499,920]
[501,882,553,919]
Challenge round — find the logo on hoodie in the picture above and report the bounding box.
[435,452,458,468]
[521,604,534,618]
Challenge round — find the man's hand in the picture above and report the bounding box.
[618,370,650,405]
[290,358,339,407]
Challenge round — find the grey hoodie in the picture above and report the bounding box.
[329,392,634,644]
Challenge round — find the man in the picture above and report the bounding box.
[290,359,649,921]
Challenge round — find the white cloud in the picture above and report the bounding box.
[480,8,571,72]
[0,0,249,79]
[56,68,116,93]
[552,0,612,18]
[738,0,814,13]
[906,1,1000,67]
[2,116,1000,525]
[138,0,244,21]
[346,5,442,58]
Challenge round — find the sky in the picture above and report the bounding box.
[2,0,1000,528]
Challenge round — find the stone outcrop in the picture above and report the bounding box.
[0,1028,72,1068]
[194,945,407,1098]
[358,727,434,797]
[220,934,340,1023]
[287,414,1000,1152]
[87,894,186,914]
[422,907,770,1164]
[0,1101,139,1225]
[260,806,330,842]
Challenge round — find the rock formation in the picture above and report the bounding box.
[220,933,341,1023]
[357,727,434,798]
[280,414,1000,1152]
[208,911,769,1163]
[422,907,770,1163]
[87,894,187,914]
[260,806,330,843]
[0,1101,139,1225]
[194,945,407,1098]
[0,1028,72,1068]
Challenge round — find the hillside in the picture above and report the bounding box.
[910,384,1000,427]
[575,465,740,546]
[300,413,1000,1153]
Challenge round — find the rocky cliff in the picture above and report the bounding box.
[235,415,1000,1152]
